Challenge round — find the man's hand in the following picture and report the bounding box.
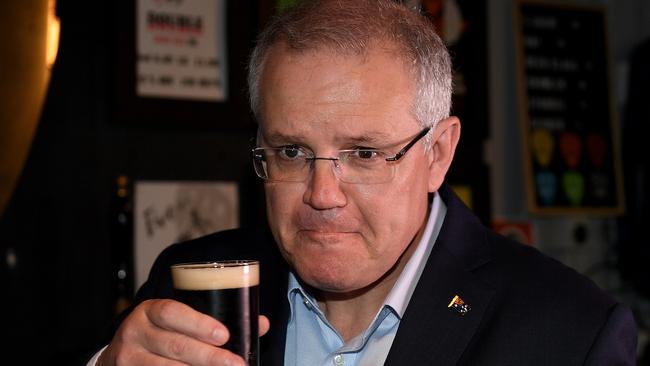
[97,299,270,366]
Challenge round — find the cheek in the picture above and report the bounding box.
[264,183,305,247]
[377,167,430,235]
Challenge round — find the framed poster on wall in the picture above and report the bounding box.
[133,180,239,288]
[514,0,624,215]
[136,0,229,102]
[114,0,256,129]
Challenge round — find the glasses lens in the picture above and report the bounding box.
[252,149,269,179]
[253,148,310,182]
[252,148,395,184]
[338,150,393,184]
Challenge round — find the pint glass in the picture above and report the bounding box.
[171,260,259,365]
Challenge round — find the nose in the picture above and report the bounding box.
[303,158,347,209]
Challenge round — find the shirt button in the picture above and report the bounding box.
[333,354,343,366]
[303,298,313,310]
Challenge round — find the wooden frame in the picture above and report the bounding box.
[113,0,256,129]
[514,0,624,215]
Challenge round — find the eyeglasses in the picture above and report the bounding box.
[251,127,430,184]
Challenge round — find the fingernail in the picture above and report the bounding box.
[212,328,227,344]
[223,356,245,366]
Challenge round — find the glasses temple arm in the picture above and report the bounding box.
[385,127,431,162]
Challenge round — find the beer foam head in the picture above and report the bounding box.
[171,261,259,290]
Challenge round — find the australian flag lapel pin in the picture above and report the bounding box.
[448,295,471,316]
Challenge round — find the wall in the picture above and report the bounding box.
[488,0,650,357]
[1,1,261,363]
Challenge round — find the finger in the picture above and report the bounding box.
[143,326,245,366]
[146,299,229,346]
[259,315,270,336]
[126,349,190,366]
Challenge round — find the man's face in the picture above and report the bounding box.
[258,44,436,294]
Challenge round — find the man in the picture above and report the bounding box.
[92,1,637,365]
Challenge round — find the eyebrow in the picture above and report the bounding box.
[261,131,305,145]
[262,130,393,147]
[338,133,392,147]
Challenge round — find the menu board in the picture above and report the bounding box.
[514,0,624,215]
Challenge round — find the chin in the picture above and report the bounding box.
[294,256,374,293]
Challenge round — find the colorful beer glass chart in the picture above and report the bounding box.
[514,0,624,215]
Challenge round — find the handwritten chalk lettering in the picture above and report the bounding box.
[527,76,568,91]
[528,96,566,112]
[524,36,541,49]
[524,15,557,30]
[526,56,579,72]
[577,80,588,90]
[530,117,566,131]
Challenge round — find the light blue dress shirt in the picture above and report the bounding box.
[284,194,447,366]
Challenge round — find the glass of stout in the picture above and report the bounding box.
[171,260,259,365]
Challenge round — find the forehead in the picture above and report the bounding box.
[257,43,419,141]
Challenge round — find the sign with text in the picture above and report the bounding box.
[134,180,238,288]
[136,0,228,101]
[514,0,624,215]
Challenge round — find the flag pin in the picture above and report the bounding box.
[448,295,471,316]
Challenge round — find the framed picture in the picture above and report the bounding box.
[133,180,239,288]
[114,0,256,129]
[514,0,624,215]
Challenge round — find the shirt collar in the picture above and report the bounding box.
[384,192,446,317]
[287,192,447,319]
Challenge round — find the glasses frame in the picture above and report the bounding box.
[251,127,431,183]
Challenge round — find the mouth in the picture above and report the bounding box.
[298,229,358,242]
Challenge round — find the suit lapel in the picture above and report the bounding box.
[384,185,495,366]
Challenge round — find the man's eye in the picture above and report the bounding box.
[354,150,379,159]
[279,146,304,159]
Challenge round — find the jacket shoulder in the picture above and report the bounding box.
[485,229,615,308]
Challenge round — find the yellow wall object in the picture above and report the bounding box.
[0,0,54,218]
[451,184,473,210]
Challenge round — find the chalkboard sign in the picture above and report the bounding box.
[514,0,624,215]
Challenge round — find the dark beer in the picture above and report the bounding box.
[171,261,259,365]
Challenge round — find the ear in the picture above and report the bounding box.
[427,116,461,192]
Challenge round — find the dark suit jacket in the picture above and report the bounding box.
[131,184,637,365]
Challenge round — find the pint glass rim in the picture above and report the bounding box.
[171,260,259,270]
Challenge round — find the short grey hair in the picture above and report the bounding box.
[248,0,452,137]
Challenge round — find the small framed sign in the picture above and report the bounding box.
[514,0,624,215]
[114,0,255,129]
[136,0,229,102]
[133,180,239,288]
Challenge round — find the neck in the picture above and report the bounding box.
[311,224,427,342]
